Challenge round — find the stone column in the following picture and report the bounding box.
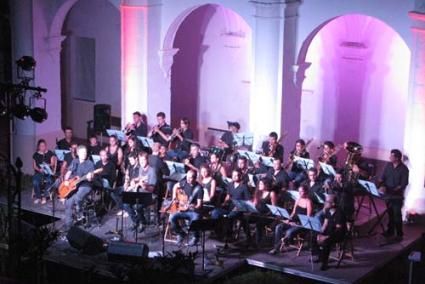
[9,0,35,173]
[250,0,284,146]
[404,7,425,214]
[121,0,163,127]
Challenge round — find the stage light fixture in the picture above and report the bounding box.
[29,107,48,123]
[13,103,30,119]
[16,56,36,71]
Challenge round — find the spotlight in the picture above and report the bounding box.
[16,56,36,71]
[29,107,48,123]
[13,104,30,119]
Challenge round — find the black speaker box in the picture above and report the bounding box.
[66,226,105,255]
[107,241,149,263]
[93,104,111,132]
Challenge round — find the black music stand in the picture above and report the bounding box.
[122,192,153,242]
[298,214,322,271]
[189,218,218,273]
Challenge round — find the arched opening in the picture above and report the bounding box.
[298,14,410,159]
[60,0,120,139]
[169,4,252,145]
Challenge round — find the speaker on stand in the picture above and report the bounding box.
[93,104,111,146]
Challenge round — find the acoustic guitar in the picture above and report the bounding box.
[161,188,190,214]
[58,168,102,199]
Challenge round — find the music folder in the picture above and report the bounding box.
[293,156,315,171]
[137,136,154,148]
[319,162,337,176]
[358,179,381,198]
[164,161,186,181]
[287,190,300,201]
[40,163,54,176]
[106,129,126,141]
[54,149,70,162]
[298,214,322,233]
[266,204,290,219]
[232,200,258,213]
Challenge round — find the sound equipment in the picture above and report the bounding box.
[107,241,149,263]
[66,226,105,255]
[93,104,111,132]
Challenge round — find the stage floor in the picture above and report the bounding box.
[1,189,424,283]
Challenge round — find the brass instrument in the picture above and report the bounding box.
[169,128,183,140]
[344,141,363,182]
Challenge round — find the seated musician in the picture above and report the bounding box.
[61,142,78,178]
[123,136,140,169]
[32,139,56,204]
[148,142,170,203]
[63,145,95,230]
[168,117,193,161]
[218,121,240,160]
[93,149,116,190]
[286,139,310,187]
[331,169,355,224]
[170,170,204,246]
[124,152,157,232]
[304,168,325,206]
[378,149,409,240]
[209,152,227,187]
[261,132,284,162]
[56,126,74,150]
[113,153,139,216]
[148,112,172,147]
[316,197,347,270]
[211,169,253,245]
[184,144,206,172]
[159,144,171,160]
[87,134,101,156]
[269,184,313,255]
[253,178,278,245]
[266,159,289,195]
[199,164,218,208]
[233,156,253,186]
[317,141,338,186]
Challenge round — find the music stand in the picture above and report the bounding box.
[54,150,70,162]
[293,157,315,171]
[266,205,290,219]
[106,129,126,141]
[188,219,218,273]
[314,192,325,204]
[319,162,337,176]
[357,180,387,236]
[232,200,258,213]
[298,214,322,271]
[287,190,300,201]
[122,192,153,242]
[91,155,100,164]
[137,136,154,148]
[233,132,254,148]
[164,161,186,182]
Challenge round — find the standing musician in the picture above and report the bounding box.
[317,141,338,186]
[32,139,57,205]
[183,144,206,172]
[218,121,240,160]
[56,126,74,150]
[124,111,148,138]
[170,170,204,246]
[124,152,157,232]
[286,139,311,186]
[168,117,194,161]
[63,145,95,230]
[343,141,370,182]
[378,149,409,240]
[87,134,101,156]
[261,132,284,162]
[148,112,172,147]
[211,169,253,245]
[269,184,313,255]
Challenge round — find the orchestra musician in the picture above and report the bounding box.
[330,169,355,224]
[261,132,284,162]
[105,135,124,185]
[317,141,338,187]
[168,117,194,161]
[170,170,204,246]
[183,144,206,172]
[61,142,78,178]
[199,164,218,207]
[378,149,409,240]
[63,145,95,230]
[286,139,310,187]
[269,184,313,255]
[233,156,253,186]
[32,139,57,204]
[56,126,74,150]
[123,136,140,169]
[124,111,148,138]
[148,112,172,147]
[266,158,289,194]
[87,134,101,156]
[218,121,240,160]
[93,149,116,191]
[113,153,139,216]
[209,152,228,188]
[304,168,325,206]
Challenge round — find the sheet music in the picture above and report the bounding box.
[287,190,300,201]
[266,204,290,219]
[237,150,260,162]
[91,155,100,164]
[106,129,126,141]
[319,162,336,176]
[293,156,315,170]
[164,161,186,181]
[233,132,254,147]
[358,179,381,197]
[40,163,54,176]
[298,214,322,232]
[54,149,70,162]
[137,136,154,148]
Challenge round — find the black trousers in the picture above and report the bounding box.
[385,198,404,237]
[320,231,345,264]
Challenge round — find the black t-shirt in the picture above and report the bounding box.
[152,123,172,146]
[179,180,204,205]
[87,144,101,156]
[32,150,55,173]
[380,162,409,197]
[228,182,251,201]
[267,168,289,191]
[128,164,140,181]
[220,131,234,151]
[290,150,310,172]
[261,141,284,162]
[323,208,346,236]
[305,180,324,204]
[175,129,194,152]
[331,181,355,215]
[56,138,72,150]
[186,154,206,171]
[134,122,148,137]
[95,160,116,186]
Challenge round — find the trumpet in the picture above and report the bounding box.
[123,123,136,136]
[169,128,183,140]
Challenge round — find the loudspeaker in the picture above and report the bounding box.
[66,226,105,255]
[107,241,149,263]
[93,104,111,132]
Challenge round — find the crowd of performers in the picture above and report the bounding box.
[31,111,409,270]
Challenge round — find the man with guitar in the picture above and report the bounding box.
[169,170,204,246]
[63,145,99,230]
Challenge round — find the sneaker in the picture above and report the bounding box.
[41,198,47,205]
[176,234,186,246]
[188,237,199,247]
[33,198,41,204]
